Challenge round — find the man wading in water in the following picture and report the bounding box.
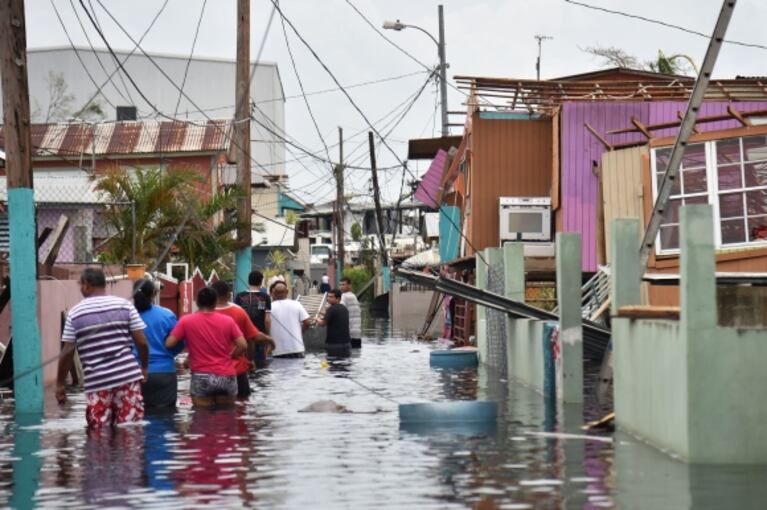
[56,268,150,429]
[316,289,352,358]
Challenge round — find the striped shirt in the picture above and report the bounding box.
[62,295,146,393]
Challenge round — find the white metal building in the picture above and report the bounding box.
[0,46,286,177]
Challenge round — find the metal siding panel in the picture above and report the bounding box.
[471,117,552,253]
[93,123,114,155]
[647,102,767,138]
[38,124,67,156]
[561,102,650,272]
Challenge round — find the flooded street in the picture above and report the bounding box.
[1,317,766,509]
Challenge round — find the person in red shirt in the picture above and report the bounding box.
[210,280,274,398]
[166,286,246,408]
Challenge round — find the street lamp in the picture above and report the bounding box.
[383,5,449,137]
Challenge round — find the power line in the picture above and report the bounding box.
[563,0,767,51]
[66,0,133,105]
[174,0,208,117]
[271,0,488,264]
[72,0,171,117]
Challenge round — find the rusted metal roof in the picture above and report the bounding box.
[0,120,232,158]
[456,75,767,113]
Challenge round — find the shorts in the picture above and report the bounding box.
[142,372,178,408]
[85,381,144,429]
[236,372,251,398]
[326,343,352,358]
[190,372,237,398]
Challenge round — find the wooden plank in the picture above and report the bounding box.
[727,105,752,127]
[39,215,69,275]
[616,305,680,320]
[584,122,614,151]
[630,116,652,139]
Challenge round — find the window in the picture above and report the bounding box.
[651,134,767,253]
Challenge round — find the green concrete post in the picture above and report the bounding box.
[680,205,716,332]
[611,218,642,316]
[503,243,525,302]
[556,233,583,404]
[234,247,252,294]
[475,249,489,363]
[8,189,43,414]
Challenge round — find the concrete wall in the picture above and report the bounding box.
[505,319,547,395]
[389,282,442,337]
[612,207,767,463]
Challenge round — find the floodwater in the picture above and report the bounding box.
[1,317,766,509]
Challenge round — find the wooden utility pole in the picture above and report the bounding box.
[368,131,389,267]
[0,0,43,413]
[335,127,345,278]
[234,0,252,292]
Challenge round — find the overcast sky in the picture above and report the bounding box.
[23,0,767,204]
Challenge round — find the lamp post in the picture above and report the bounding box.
[384,5,449,137]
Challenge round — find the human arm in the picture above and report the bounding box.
[55,342,76,404]
[132,329,149,382]
[232,335,247,358]
[299,304,311,331]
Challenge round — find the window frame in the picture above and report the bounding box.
[650,134,767,255]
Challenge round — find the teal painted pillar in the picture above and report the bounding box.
[610,218,642,315]
[680,205,716,332]
[336,259,343,287]
[439,205,460,263]
[9,189,43,414]
[475,249,489,363]
[382,265,391,293]
[234,247,252,294]
[556,233,583,404]
[503,243,525,302]
[10,413,42,509]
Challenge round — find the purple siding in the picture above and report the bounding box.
[415,149,448,208]
[562,101,767,272]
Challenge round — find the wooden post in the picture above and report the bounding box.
[234,0,252,293]
[368,131,389,267]
[0,0,44,413]
[335,126,345,284]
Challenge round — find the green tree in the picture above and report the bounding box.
[94,166,245,274]
[583,46,698,76]
[32,71,105,122]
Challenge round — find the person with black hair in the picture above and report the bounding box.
[56,267,149,428]
[211,280,274,398]
[132,278,181,409]
[166,287,247,408]
[234,270,272,368]
[316,289,352,358]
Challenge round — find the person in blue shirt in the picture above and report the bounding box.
[133,279,182,409]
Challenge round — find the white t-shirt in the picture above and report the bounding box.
[341,291,362,339]
[270,299,310,356]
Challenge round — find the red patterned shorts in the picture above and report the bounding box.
[85,381,144,428]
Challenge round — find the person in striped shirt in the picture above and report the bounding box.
[56,268,149,429]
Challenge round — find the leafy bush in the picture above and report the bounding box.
[341,266,373,295]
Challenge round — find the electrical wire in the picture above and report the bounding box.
[563,0,767,51]
[174,0,208,117]
[270,0,488,264]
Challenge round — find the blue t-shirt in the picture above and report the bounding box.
[136,305,182,373]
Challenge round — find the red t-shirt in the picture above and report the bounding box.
[215,304,260,374]
[170,311,243,376]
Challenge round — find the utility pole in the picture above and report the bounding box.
[534,34,552,81]
[234,0,252,293]
[335,126,345,284]
[0,0,44,414]
[368,132,389,268]
[437,4,448,136]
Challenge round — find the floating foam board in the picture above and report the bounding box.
[399,400,497,425]
[429,348,478,368]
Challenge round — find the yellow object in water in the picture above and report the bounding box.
[320,359,329,369]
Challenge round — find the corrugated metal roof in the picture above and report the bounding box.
[0,120,232,158]
[414,149,448,208]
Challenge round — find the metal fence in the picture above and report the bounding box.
[485,261,508,377]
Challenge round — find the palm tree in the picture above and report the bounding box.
[94,166,248,274]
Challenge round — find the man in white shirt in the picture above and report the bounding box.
[269,281,311,358]
[340,277,362,348]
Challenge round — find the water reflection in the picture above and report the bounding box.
[1,323,766,509]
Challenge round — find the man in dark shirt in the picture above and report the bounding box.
[234,270,271,368]
[317,289,351,358]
